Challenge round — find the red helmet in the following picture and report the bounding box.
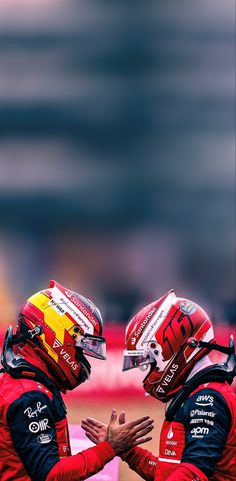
[122,290,215,402]
[17,280,106,391]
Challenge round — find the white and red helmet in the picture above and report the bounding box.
[123,290,215,402]
[17,280,106,391]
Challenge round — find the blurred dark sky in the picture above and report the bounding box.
[0,0,235,323]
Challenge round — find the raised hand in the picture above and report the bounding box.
[81,417,108,444]
[107,409,154,455]
[81,411,125,445]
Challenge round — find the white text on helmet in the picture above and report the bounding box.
[52,286,94,334]
[65,291,97,327]
[161,364,179,386]
[52,340,79,372]
[136,292,175,350]
[49,299,66,316]
[133,308,157,338]
[59,349,79,371]
[155,364,179,394]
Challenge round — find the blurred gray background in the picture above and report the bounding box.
[0,0,235,326]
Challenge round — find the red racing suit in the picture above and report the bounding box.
[122,381,236,481]
[0,363,115,481]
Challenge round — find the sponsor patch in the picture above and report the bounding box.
[52,342,79,372]
[53,339,62,349]
[191,426,209,438]
[64,291,97,327]
[180,301,196,315]
[136,292,174,349]
[190,418,204,424]
[204,418,214,426]
[29,419,50,433]
[155,364,179,394]
[49,299,66,316]
[190,418,214,426]
[190,409,216,418]
[133,308,157,339]
[164,449,176,456]
[24,402,47,418]
[37,433,52,444]
[196,395,214,406]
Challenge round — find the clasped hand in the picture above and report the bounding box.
[81,409,154,456]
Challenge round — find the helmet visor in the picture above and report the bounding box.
[76,334,106,360]
[122,349,154,371]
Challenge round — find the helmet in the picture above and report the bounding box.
[122,290,215,402]
[17,280,106,390]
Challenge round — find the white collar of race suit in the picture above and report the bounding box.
[186,355,213,382]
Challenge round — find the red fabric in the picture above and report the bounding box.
[121,446,158,481]
[158,382,236,481]
[18,342,68,392]
[123,382,236,481]
[165,462,207,481]
[0,353,116,481]
[201,382,236,481]
[45,442,115,481]
[158,420,185,469]
[0,374,55,481]
[18,343,53,376]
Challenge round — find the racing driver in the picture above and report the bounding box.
[82,289,236,481]
[0,280,154,481]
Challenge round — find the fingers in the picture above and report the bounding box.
[81,417,105,429]
[81,419,102,433]
[133,436,153,446]
[126,416,152,429]
[109,408,118,425]
[132,424,154,441]
[84,431,98,444]
[119,411,126,425]
[81,423,99,438]
[131,419,154,436]
[81,421,99,435]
